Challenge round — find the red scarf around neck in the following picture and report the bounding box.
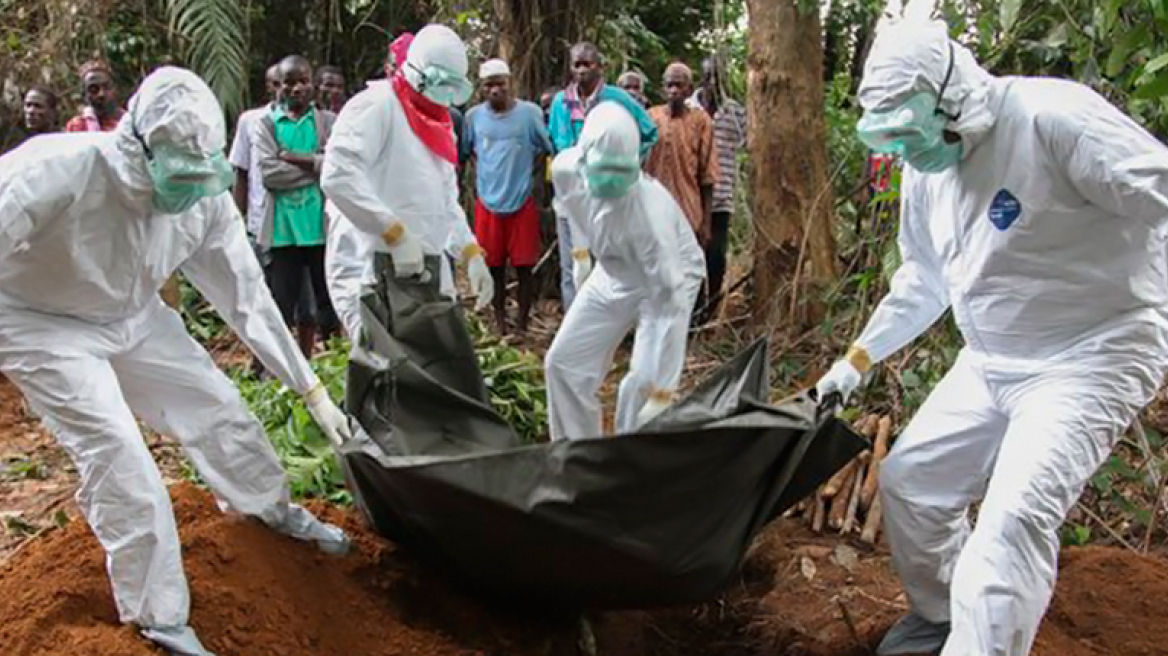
[391,73,458,166]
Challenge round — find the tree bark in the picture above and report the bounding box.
[746,0,837,329]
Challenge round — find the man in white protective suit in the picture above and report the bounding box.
[545,101,705,440]
[321,23,493,336]
[0,67,353,656]
[813,5,1168,656]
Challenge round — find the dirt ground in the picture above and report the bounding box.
[2,472,1168,655]
[5,302,1168,656]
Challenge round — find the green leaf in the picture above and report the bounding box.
[1134,71,1168,99]
[1043,23,1070,50]
[901,370,922,389]
[1000,0,1023,34]
[1107,25,1150,79]
[1146,52,1168,75]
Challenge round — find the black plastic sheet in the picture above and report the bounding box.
[339,254,867,609]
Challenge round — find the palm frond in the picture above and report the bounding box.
[162,0,248,118]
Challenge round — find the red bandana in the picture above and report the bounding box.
[391,72,457,166]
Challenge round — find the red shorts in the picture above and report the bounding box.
[474,196,541,268]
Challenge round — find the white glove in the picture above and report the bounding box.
[636,396,672,428]
[815,359,863,404]
[382,222,425,278]
[466,254,494,311]
[572,248,593,289]
[304,384,351,447]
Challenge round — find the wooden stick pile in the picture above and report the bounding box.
[784,414,894,545]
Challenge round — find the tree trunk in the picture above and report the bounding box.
[746,0,837,330]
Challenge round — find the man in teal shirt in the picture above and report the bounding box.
[256,55,339,357]
[548,42,657,311]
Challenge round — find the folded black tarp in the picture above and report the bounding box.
[338,255,867,610]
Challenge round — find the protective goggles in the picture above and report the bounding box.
[857,42,960,156]
[410,62,474,106]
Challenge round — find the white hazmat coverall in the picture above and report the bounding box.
[546,102,705,441]
[320,25,492,312]
[0,68,349,656]
[324,200,375,341]
[817,18,1168,656]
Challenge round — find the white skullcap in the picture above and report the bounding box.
[479,59,511,80]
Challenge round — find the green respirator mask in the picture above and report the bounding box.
[581,150,641,199]
[855,42,964,174]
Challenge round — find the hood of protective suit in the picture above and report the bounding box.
[402,24,472,105]
[112,67,228,192]
[577,102,643,198]
[858,18,997,151]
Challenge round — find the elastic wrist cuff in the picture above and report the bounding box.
[846,345,873,374]
[305,382,326,404]
[461,243,484,262]
[648,387,675,404]
[381,222,405,246]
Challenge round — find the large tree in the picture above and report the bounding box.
[746,0,837,328]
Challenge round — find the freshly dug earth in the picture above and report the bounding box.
[2,483,1168,656]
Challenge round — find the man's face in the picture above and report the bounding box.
[663,71,692,108]
[280,64,314,112]
[265,69,281,101]
[318,72,346,109]
[571,48,602,90]
[483,76,511,110]
[620,77,642,96]
[82,70,117,117]
[23,90,54,132]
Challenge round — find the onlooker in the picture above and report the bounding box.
[19,86,58,144]
[548,42,658,312]
[644,61,719,262]
[230,64,281,376]
[617,70,648,107]
[65,61,125,132]
[255,55,340,358]
[316,65,347,113]
[462,59,553,337]
[688,55,747,323]
[231,65,282,264]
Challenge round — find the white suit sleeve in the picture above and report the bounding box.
[853,169,951,364]
[325,206,371,340]
[181,195,319,395]
[0,154,79,260]
[636,186,687,303]
[442,164,479,260]
[1037,90,1168,227]
[320,89,398,239]
[550,150,591,253]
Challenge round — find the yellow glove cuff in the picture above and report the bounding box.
[381,222,405,246]
[845,345,873,374]
[571,248,590,263]
[461,243,484,262]
[304,381,327,405]
[648,387,675,404]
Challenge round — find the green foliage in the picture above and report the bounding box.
[230,339,352,503]
[163,0,248,117]
[465,314,549,444]
[177,275,228,344]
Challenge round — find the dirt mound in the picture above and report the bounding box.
[1034,547,1168,656]
[0,483,580,656]
[3,485,1168,656]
